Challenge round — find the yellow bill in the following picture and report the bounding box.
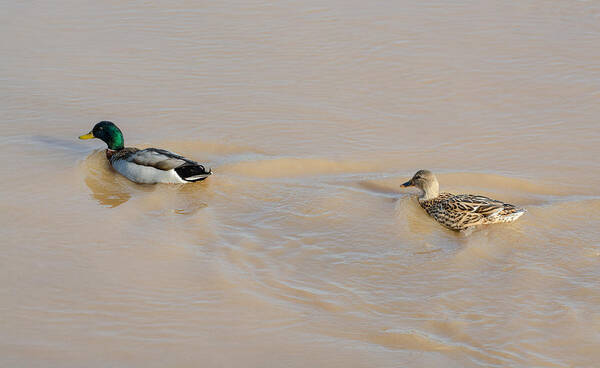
[79,132,95,140]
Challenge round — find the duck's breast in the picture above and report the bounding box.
[111,159,185,184]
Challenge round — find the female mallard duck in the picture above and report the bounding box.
[79,121,211,184]
[401,170,525,231]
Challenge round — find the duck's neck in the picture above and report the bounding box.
[102,129,124,151]
[418,181,439,201]
[106,137,124,151]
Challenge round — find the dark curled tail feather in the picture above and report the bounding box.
[175,164,212,182]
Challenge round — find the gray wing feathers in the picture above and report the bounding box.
[129,148,194,171]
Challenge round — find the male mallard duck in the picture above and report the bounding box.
[401,170,525,231]
[79,121,211,184]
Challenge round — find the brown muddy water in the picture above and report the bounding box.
[1,1,600,367]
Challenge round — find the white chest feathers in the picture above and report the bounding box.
[111,159,186,184]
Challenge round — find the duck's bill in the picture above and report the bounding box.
[401,180,413,187]
[79,132,95,140]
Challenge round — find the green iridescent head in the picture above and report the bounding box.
[79,121,124,150]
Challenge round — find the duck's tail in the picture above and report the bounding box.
[498,205,526,222]
[176,165,212,182]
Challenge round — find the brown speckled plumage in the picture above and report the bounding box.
[402,170,526,231]
[106,147,139,162]
[419,192,525,231]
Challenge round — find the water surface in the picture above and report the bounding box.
[1,1,600,367]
